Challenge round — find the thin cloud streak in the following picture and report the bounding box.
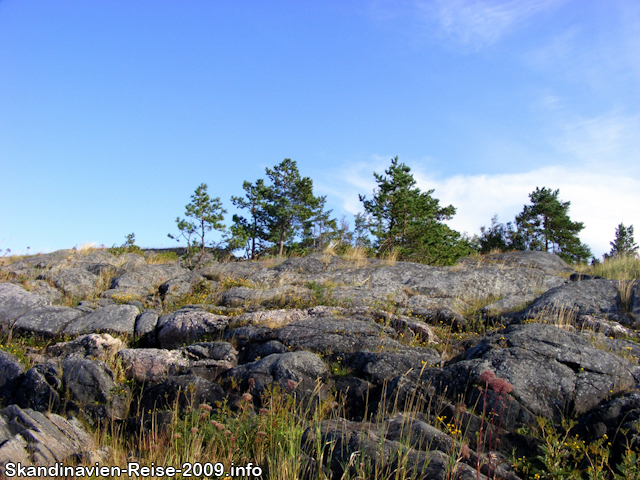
[417,0,560,47]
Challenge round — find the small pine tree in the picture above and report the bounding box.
[606,223,638,258]
[168,183,226,268]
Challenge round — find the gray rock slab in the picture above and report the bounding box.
[221,285,310,307]
[108,264,187,294]
[13,306,84,338]
[159,272,206,299]
[452,323,639,421]
[23,280,63,304]
[458,250,575,276]
[276,317,404,354]
[337,349,441,384]
[330,285,408,308]
[15,366,60,412]
[0,405,95,467]
[157,308,228,349]
[61,357,126,420]
[519,278,624,322]
[63,304,139,336]
[405,264,566,303]
[0,283,49,327]
[230,308,309,328]
[273,253,350,274]
[118,348,189,383]
[44,267,99,299]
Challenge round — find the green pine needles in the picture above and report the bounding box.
[359,156,473,265]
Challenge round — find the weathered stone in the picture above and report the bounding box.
[139,374,228,412]
[330,285,408,308]
[134,310,159,347]
[0,351,25,405]
[275,318,404,354]
[102,263,187,299]
[518,278,625,323]
[61,357,126,421]
[118,348,189,383]
[221,285,310,307]
[336,349,441,385]
[159,272,206,299]
[225,351,328,398]
[458,250,575,276]
[63,304,139,336]
[230,308,308,328]
[12,305,84,338]
[23,280,63,304]
[451,323,639,422]
[44,268,99,300]
[240,340,289,363]
[15,365,60,412]
[46,333,125,361]
[0,283,49,328]
[0,405,95,468]
[157,308,228,349]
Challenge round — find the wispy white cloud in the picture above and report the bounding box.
[419,0,560,47]
[551,112,640,172]
[320,157,640,258]
[368,0,561,49]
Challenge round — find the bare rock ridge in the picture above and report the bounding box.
[0,249,639,477]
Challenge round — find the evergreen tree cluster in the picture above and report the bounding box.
[168,156,615,267]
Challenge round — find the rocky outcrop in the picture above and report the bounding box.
[0,405,96,470]
[2,248,639,476]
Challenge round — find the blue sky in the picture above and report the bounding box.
[1,0,638,259]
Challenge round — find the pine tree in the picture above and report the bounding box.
[230,179,268,259]
[477,214,527,254]
[359,157,470,265]
[262,159,322,256]
[168,183,226,267]
[515,187,591,263]
[606,223,638,258]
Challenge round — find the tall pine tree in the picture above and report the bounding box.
[359,157,470,265]
[262,159,322,256]
[515,187,591,263]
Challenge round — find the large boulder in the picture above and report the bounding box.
[518,278,626,323]
[46,333,125,361]
[0,405,96,469]
[275,318,405,354]
[0,283,49,328]
[63,304,139,336]
[440,323,640,424]
[15,364,61,412]
[458,250,575,276]
[12,306,84,338]
[224,350,328,401]
[61,357,127,422]
[138,374,229,412]
[43,268,99,300]
[101,263,187,299]
[221,285,311,307]
[156,308,228,349]
[118,342,237,383]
